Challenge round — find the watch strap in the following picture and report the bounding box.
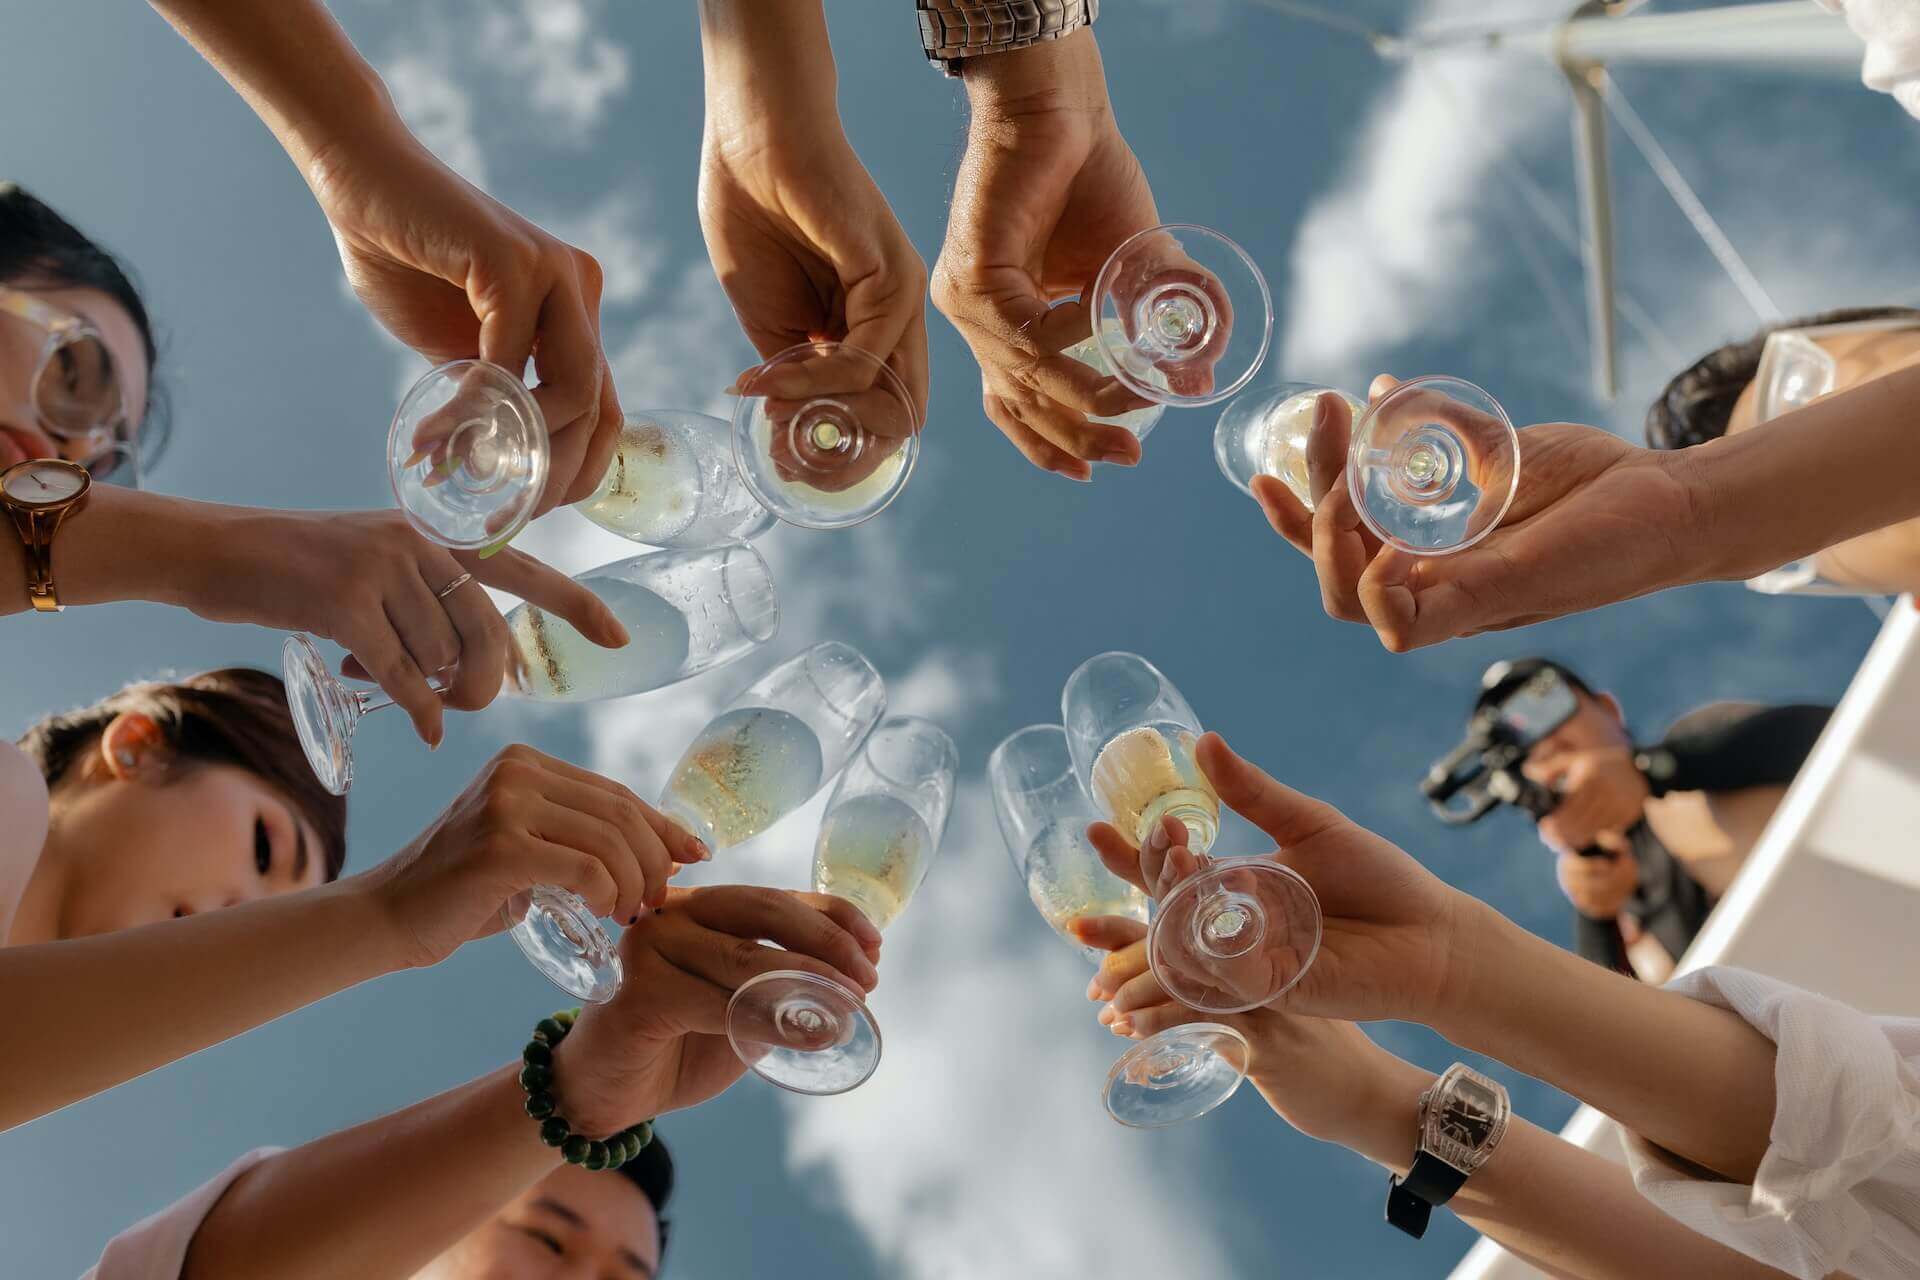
[1386,1152,1469,1239]
[1633,746,1677,798]
[916,0,1099,76]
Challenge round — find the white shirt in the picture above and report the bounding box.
[1623,968,1920,1280]
[82,1149,277,1280]
[1817,0,1920,118]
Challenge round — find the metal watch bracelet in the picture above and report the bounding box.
[916,0,1099,76]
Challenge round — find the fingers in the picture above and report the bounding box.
[1250,474,1314,555]
[528,749,709,869]
[1305,392,1351,509]
[525,797,652,924]
[1067,914,1148,956]
[383,565,464,698]
[1087,932,1149,1000]
[1368,373,1402,402]
[464,546,627,649]
[1087,821,1148,893]
[681,886,882,991]
[349,618,445,747]
[983,391,1094,480]
[791,890,886,962]
[558,360,623,508]
[428,555,511,713]
[1196,733,1347,849]
[519,836,623,923]
[1139,814,1189,899]
[527,267,603,442]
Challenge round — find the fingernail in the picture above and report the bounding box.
[1315,393,1332,428]
[1113,1019,1134,1036]
[404,446,431,468]
[1086,977,1102,1000]
[1148,824,1171,854]
[1099,450,1137,467]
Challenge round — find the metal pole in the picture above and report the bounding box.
[1565,62,1618,401]
[1490,2,1862,69]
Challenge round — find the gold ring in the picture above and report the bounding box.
[436,572,475,600]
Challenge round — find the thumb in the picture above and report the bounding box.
[1368,373,1402,402]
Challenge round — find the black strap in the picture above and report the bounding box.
[1385,1152,1469,1238]
[1640,703,1831,797]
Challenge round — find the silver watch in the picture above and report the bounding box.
[916,0,1100,77]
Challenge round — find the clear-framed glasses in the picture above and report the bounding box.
[728,716,957,1095]
[390,359,549,551]
[283,542,780,1003]
[0,287,151,486]
[658,640,887,851]
[575,411,778,550]
[1213,376,1520,555]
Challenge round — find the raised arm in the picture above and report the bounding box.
[143,0,619,510]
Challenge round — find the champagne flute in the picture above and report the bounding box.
[1062,651,1222,854]
[284,543,779,1003]
[731,342,922,530]
[989,724,1252,1129]
[388,360,548,551]
[728,717,957,1095]
[574,411,778,550]
[1214,376,1521,555]
[657,641,887,851]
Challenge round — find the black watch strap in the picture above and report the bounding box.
[1633,745,1678,798]
[1385,1152,1469,1239]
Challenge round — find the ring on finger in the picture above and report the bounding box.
[436,571,475,600]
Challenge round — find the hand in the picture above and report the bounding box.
[304,128,620,512]
[196,508,625,745]
[699,104,928,429]
[933,30,1161,479]
[551,885,884,1133]
[1074,914,1415,1155]
[1525,746,1649,855]
[1088,732,1481,1027]
[357,745,708,970]
[1557,840,1639,919]
[1254,380,1702,651]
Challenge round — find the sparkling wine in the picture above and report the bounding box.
[1022,818,1150,953]
[506,577,692,702]
[661,707,826,848]
[1090,724,1221,851]
[576,414,773,548]
[1260,391,1317,505]
[1062,321,1167,439]
[812,793,934,930]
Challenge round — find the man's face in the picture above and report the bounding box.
[1521,689,1628,773]
[424,1163,662,1280]
[1725,325,1920,437]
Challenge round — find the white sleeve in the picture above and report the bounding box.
[1622,967,1920,1280]
[80,1149,280,1280]
[1815,0,1920,119]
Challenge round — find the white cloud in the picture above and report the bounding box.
[382,54,490,186]
[474,0,630,138]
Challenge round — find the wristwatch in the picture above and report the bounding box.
[1,457,91,612]
[916,0,1099,77]
[1386,1063,1511,1239]
[1633,745,1678,798]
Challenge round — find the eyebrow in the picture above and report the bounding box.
[529,1200,655,1276]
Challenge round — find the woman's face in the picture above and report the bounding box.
[0,281,150,473]
[49,758,326,939]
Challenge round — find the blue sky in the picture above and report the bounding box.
[2,1,1912,1276]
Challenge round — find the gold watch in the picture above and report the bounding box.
[1,457,91,612]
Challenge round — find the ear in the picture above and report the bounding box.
[1596,691,1627,726]
[98,712,169,781]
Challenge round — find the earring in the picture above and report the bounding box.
[116,749,137,769]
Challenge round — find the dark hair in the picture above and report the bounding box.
[1644,305,1920,450]
[1473,657,1595,719]
[614,1132,675,1262]
[0,182,167,459]
[17,668,347,881]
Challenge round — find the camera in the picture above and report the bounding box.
[1422,663,1582,827]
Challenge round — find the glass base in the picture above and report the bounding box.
[727,969,880,1095]
[282,633,358,796]
[1104,1023,1250,1129]
[1148,859,1323,1014]
[1348,375,1518,556]
[506,886,623,1004]
[389,359,549,551]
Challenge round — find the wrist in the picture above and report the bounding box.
[544,1019,662,1140]
[1346,1055,1436,1176]
[699,0,838,129]
[962,26,1109,119]
[1428,897,1538,1049]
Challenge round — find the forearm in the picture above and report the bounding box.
[1312,1055,1791,1280]
[1441,907,1777,1182]
[183,1066,558,1280]
[0,881,404,1131]
[961,26,1110,116]
[1688,362,1920,582]
[699,0,838,127]
[1,485,244,618]
[145,0,401,178]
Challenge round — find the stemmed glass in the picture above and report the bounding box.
[991,725,1253,1128]
[283,543,779,1004]
[389,360,549,551]
[728,717,957,1095]
[1214,377,1521,555]
[657,641,887,851]
[1061,654,1323,1121]
[731,342,922,530]
[575,411,778,550]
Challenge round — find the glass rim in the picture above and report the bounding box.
[1345,373,1519,558]
[717,542,780,643]
[795,641,883,725]
[859,715,958,791]
[988,723,1077,791]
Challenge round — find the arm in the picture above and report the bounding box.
[144,0,619,509]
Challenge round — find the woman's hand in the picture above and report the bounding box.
[357,745,707,970]
[195,508,625,745]
[1088,732,1484,1028]
[551,885,883,1134]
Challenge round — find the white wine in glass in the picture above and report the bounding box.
[1060,319,1166,440]
[575,411,776,550]
[1064,652,1220,853]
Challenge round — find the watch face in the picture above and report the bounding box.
[1424,1066,1509,1169]
[1438,1079,1501,1147]
[3,459,86,505]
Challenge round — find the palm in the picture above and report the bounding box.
[701,163,842,356]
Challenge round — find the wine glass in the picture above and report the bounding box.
[989,724,1252,1129]
[657,640,887,851]
[1086,223,1274,418]
[728,717,957,1095]
[731,342,921,530]
[1061,651,1221,854]
[389,360,548,551]
[575,411,778,550]
[1214,377,1521,555]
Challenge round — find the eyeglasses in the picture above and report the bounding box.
[1753,315,1920,426]
[0,287,155,486]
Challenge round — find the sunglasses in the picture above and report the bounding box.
[0,286,161,486]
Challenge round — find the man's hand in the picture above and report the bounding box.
[1254,381,1702,651]
[551,886,882,1135]
[933,29,1159,479]
[1557,841,1640,920]
[1526,746,1650,855]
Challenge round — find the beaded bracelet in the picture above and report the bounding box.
[520,1007,655,1172]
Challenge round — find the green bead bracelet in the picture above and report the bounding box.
[521,1007,655,1172]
